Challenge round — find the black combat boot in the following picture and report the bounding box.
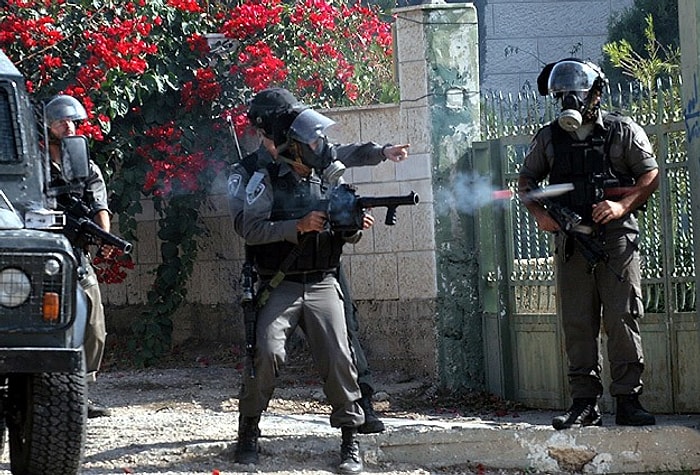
[234,415,260,464]
[615,395,656,426]
[338,427,363,474]
[357,383,385,434]
[552,398,602,430]
[87,399,111,418]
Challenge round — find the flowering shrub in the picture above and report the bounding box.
[0,0,396,364]
[94,251,136,285]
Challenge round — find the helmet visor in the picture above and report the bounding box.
[547,61,599,96]
[288,109,336,144]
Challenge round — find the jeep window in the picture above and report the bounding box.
[0,86,19,163]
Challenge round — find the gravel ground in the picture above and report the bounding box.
[0,341,528,475]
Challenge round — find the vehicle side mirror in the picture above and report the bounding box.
[60,135,90,183]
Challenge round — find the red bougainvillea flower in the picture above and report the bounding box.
[93,252,135,285]
[231,41,288,91]
[221,0,284,40]
[166,0,203,13]
[186,33,210,54]
[181,67,222,111]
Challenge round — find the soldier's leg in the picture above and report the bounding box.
[303,275,363,427]
[552,236,603,429]
[303,275,364,474]
[239,281,302,416]
[81,261,109,418]
[337,265,385,433]
[236,281,302,464]
[338,266,372,387]
[598,235,654,426]
[557,238,604,398]
[81,279,106,381]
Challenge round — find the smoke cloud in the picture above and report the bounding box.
[434,171,512,216]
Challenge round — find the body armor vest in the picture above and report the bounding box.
[248,162,344,273]
[548,117,625,224]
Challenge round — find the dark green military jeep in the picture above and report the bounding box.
[0,51,91,474]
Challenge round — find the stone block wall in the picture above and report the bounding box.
[101,101,440,378]
[479,0,634,94]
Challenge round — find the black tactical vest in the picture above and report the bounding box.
[247,162,345,273]
[548,115,626,224]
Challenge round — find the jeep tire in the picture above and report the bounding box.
[6,370,87,475]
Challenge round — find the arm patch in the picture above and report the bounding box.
[246,171,266,205]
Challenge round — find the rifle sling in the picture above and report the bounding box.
[254,234,311,308]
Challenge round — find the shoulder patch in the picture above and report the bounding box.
[228,173,242,197]
[633,131,653,154]
[246,171,266,205]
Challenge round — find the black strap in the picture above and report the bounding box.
[254,234,311,308]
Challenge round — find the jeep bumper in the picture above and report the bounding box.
[0,348,84,373]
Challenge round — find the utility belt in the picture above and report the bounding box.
[259,269,337,284]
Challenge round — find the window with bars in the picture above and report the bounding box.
[0,86,19,163]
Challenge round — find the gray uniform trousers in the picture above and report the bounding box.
[239,274,365,428]
[337,266,373,392]
[80,257,106,383]
[555,232,646,399]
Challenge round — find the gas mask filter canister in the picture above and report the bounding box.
[558,91,587,132]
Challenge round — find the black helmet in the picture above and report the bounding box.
[45,95,87,125]
[247,87,307,145]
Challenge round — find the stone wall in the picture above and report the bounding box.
[102,104,440,379]
[478,0,634,94]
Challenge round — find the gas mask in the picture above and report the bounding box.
[544,60,605,132]
[286,137,346,184]
[286,109,346,183]
[558,91,588,132]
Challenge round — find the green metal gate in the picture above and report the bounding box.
[475,82,700,412]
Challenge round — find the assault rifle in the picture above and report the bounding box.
[522,184,625,281]
[59,195,133,254]
[324,183,420,231]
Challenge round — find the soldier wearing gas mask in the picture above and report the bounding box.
[518,59,659,430]
[227,88,409,445]
[232,88,406,473]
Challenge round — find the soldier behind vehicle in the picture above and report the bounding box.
[45,94,115,418]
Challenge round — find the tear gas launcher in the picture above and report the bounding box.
[322,183,420,231]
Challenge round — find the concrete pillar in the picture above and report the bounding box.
[394,2,483,390]
[679,1,700,332]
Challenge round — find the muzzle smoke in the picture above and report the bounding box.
[435,171,512,216]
